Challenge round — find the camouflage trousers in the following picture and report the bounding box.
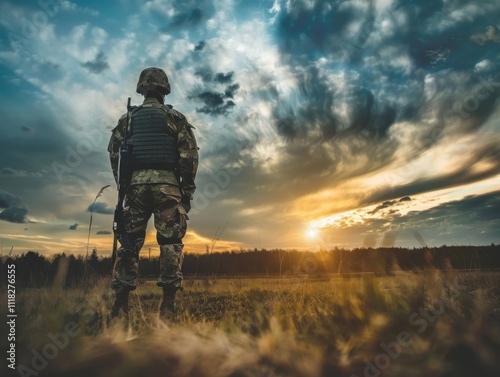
[111,184,187,292]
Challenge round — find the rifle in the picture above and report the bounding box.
[112,97,133,269]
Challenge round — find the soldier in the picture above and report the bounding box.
[108,67,198,320]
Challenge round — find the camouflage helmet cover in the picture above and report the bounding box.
[136,67,171,96]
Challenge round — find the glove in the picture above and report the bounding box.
[181,195,191,213]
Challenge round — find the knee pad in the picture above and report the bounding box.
[117,247,138,257]
[157,234,182,245]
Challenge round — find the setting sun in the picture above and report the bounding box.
[306,228,318,240]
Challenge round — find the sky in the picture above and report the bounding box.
[0,0,499,257]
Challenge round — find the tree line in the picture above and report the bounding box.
[0,245,499,288]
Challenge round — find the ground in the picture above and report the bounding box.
[2,271,500,377]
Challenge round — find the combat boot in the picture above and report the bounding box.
[110,289,130,320]
[159,286,177,321]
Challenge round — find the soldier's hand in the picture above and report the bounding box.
[181,195,191,213]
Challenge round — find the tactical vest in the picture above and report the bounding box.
[127,106,179,171]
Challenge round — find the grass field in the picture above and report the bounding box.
[3,270,500,377]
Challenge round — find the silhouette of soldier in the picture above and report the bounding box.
[108,67,198,320]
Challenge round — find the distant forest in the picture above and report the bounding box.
[1,245,499,288]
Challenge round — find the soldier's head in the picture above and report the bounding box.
[136,67,171,103]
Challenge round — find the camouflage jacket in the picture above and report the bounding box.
[108,97,199,199]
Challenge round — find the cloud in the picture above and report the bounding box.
[474,59,496,73]
[96,230,112,235]
[157,2,217,32]
[318,190,500,247]
[1,168,16,176]
[364,142,500,206]
[471,25,500,45]
[388,191,500,240]
[194,68,213,82]
[69,223,79,230]
[368,200,397,215]
[214,72,234,84]
[275,0,372,61]
[170,8,204,28]
[87,202,114,215]
[196,91,224,107]
[1,167,45,177]
[224,83,239,98]
[426,48,451,65]
[194,41,205,51]
[59,1,99,16]
[0,189,21,208]
[0,207,28,223]
[189,85,239,115]
[196,99,236,115]
[188,67,240,115]
[81,51,109,74]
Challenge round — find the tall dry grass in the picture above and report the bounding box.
[2,270,500,377]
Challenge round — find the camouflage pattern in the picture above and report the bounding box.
[111,184,187,291]
[107,97,199,199]
[108,94,198,292]
[136,67,171,95]
[158,243,184,288]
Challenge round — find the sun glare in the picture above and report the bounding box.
[306,228,318,239]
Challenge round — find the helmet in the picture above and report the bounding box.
[136,67,171,96]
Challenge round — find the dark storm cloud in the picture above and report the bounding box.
[81,51,109,74]
[0,189,21,208]
[384,2,499,72]
[214,72,234,84]
[270,0,500,140]
[0,207,28,223]
[417,71,500,140]
[0,189,29,223]
[224,84,239,99]
[69,223,79,230]
[195,98,236,115]
[231,0,500,213]
[274,67,328,139]
[275,0,374,60]
[196,91,224,107]
[194,68,213,82]
[96,230,111,235]
[272,4,383,137]
[368,200,397,215]
[189,71,240,115]
[87,202,114,215]
[368,196,412,215]
[194,40,205,51]
[268,58,397,144]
